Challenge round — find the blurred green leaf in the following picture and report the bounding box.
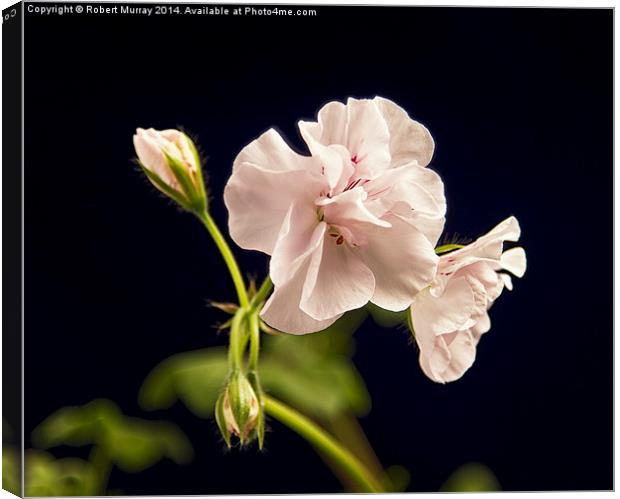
[366,302,408,329]
[104,419,193,472]
[31,400,193,473]
[24,450,98,496]
[139,309,371,422]
[385,464,411,492]
[31,399,120,449]
[440,462,501,492]
[3,447,20,495]
[139,348,229,417]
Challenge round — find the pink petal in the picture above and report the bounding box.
[362,214,438,311]
[500,247,527,278]
[299,122,354,192]
[374,96,435,167]
[420,330,477,383]
[411,276,476,355]
[300,232,375,321]
[363,162,446,245]
[318,187,391,232]
[261,256,340,335]
[270,204,325,287]
[345,98,391,179]
[224,129,325,254]
[312,100,349,146]
[438,216,522,277]
[133,129,174,185]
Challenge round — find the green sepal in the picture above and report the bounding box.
[214,392,231,448]
[246,370,265,449]
[435,243,465,255]
[227,371,254,444]
[161,150,199,206]
[138,162,192,211]
[183,133,208,210]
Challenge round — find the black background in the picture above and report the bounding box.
[23,4,612,493]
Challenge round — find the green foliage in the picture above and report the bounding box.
[139,309,371,421]
[440,462,501,492]
[366,302,408,329]
[22,450,97,496]
[31,399,193,473]
[139,347,229,417]
[3,447,20,495]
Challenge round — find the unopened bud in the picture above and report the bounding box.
[133,128,207,212]
[215,371,261,447]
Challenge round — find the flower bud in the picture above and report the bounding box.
[215,371,262,447]
[133,128,207,212]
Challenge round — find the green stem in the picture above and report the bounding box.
[88,445,112,495]
[228,309,246,369]
[197,211,249,308]
[264,396,384,493]
[250,276,273,310]
[248,311,260,370]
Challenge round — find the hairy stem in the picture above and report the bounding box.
[196,211,248,308]
[250,276,273,310]
[264,396,384,493]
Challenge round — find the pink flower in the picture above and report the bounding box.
[224,97,446,334]
[410,216,527,383]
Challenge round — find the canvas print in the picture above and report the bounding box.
[2,2,613,495]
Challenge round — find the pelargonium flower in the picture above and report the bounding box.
[410,216,527,383]
[224,97,446,334]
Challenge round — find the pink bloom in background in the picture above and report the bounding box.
[225,97,446,334]
[410,216,527,383]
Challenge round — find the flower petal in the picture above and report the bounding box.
[374,97,435,167]
[500,247,527,278]
[420,330,477,384]
[261,256,340,335]
[318,187,391,233]
[269,204,325,287]
[345,98,391,179]
[362,214,438,311]
[411,276,476,355]
[438,216,522,277]
[363,162,446,245]
[299,121,354,192]
[300,233,375,321]
[134,129,175,185]
[224,129,325,254]
[310,100,349,146]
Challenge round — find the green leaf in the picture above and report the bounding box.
[139,348,229,417]
[3,447,21,495]
[440,462,501,492]
[103,419,193,472]
[31,400,193,474]
[31,399,120,449]
[24,450,98,496]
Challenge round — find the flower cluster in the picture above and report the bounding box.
[224,97,526,383]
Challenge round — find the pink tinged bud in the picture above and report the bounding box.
[133,128,207,212]
[215,371,261,447]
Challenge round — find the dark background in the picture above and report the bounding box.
[23,4,612,493]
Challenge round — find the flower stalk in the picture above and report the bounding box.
[263,396,385,493]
